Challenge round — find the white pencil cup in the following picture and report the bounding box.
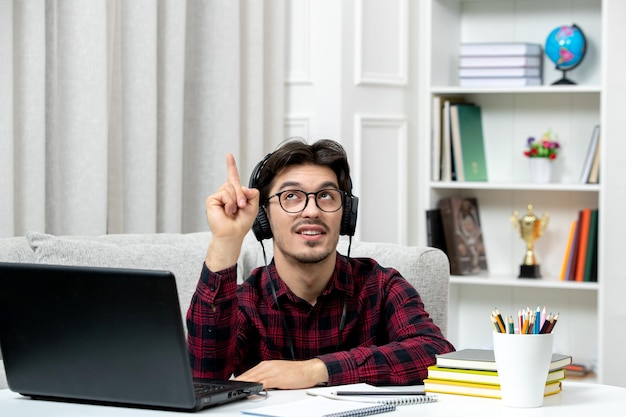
[492,332,554,408]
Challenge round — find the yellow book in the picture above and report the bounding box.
[560,220,577,280]
[427,365,565,386]
[423,378,562,399]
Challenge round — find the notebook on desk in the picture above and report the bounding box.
[0,262,263,412]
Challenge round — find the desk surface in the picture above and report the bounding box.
[1,381,624,416]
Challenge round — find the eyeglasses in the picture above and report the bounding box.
[266,189,345,213]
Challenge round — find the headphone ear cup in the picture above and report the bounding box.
[252,206,272,241]
[340,195,359,236]
[249,153,273,241]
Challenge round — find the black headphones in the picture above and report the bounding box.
[248,153,359,241]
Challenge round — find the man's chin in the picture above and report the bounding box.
[281,243,335,264]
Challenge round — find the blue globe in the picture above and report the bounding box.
[544,24,586,84]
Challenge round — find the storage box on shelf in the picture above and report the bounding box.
[418,0,609,383]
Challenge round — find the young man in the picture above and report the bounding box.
[187,138,454,389]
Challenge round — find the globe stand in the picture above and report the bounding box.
[552,69,576,85]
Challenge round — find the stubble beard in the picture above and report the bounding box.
[275,234,339,264]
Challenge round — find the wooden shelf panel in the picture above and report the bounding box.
[431,86,602,95]
[430,182,600,192]
[450,275,599,291]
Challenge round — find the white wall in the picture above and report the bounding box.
[285,0,418,245]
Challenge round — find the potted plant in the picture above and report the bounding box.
[524,131,560,182]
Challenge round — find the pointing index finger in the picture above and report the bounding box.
[226,153,247,208]
[226,153,241,186]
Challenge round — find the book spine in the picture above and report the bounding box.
[579,125,600,183]
[583,209,599,282]
[450,104,465,181]
[425,208,447,253]
[575,209,592,282]
[431,95,442,181]
[437,198,462,275]
[560,221,577,281]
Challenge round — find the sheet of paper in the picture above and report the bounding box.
[241,396,392,417]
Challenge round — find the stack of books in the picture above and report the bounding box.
[424,349,571,399]
[458,42,543,87]
[560,207,599,282]
[430,98,488,183]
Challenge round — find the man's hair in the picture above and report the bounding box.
[255,138,353,203]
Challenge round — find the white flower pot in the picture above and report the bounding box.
[529,158,553,183]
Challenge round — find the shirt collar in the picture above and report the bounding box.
[262,252,354,307]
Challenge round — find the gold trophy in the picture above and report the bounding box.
[511,204,549,278]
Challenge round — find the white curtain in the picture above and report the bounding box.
[0,0,285,237]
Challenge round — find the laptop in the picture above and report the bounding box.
[0,262,263,411]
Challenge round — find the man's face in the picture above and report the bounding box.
[265,164,343,265]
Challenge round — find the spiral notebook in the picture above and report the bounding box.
[306,383,438,406]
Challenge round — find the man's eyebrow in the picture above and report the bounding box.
[277,180,339,191]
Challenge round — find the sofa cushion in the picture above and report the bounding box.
[26,231,212,322]
[0,236,37,263]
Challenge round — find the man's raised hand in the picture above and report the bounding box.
[204,154,260,271]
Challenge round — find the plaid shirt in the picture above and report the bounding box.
[186,253,455,386]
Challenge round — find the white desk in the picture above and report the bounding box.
[0,381,624,416]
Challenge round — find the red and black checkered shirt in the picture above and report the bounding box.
[186,253,454,386]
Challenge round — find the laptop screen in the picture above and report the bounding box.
[0,262,238,410]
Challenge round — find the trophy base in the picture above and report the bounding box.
[519,264,541,279]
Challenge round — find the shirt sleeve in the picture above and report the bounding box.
[186,262,239,380]
[317,272,455,386]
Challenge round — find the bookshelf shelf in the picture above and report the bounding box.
[430,182,600,192]
[450,275,599,291]
[431,85,602,95]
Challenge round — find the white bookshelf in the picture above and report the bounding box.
[417,0,624,384]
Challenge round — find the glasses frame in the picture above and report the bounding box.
[265,189,346,214]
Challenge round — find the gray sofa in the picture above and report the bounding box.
[0,231,450,391]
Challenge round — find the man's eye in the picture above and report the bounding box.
[284,192,301,201]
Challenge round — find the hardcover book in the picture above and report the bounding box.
[584,209,599,282]
[435,349,572,372]
[425,208,448,254]
[438,97,466,182]
[460,42,542,57]
[459,77,542,87]
[449,104,488,181]
[423,378,562,399]
[437,197,488,275]
[574,208,592,282]
[426,365,565,386]
[458,67,541,78]
[579,125,600,183]
[459,55,542,68]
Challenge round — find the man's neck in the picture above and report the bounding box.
[273,251,337,305]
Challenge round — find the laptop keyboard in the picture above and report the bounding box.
[194,382,229,396]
